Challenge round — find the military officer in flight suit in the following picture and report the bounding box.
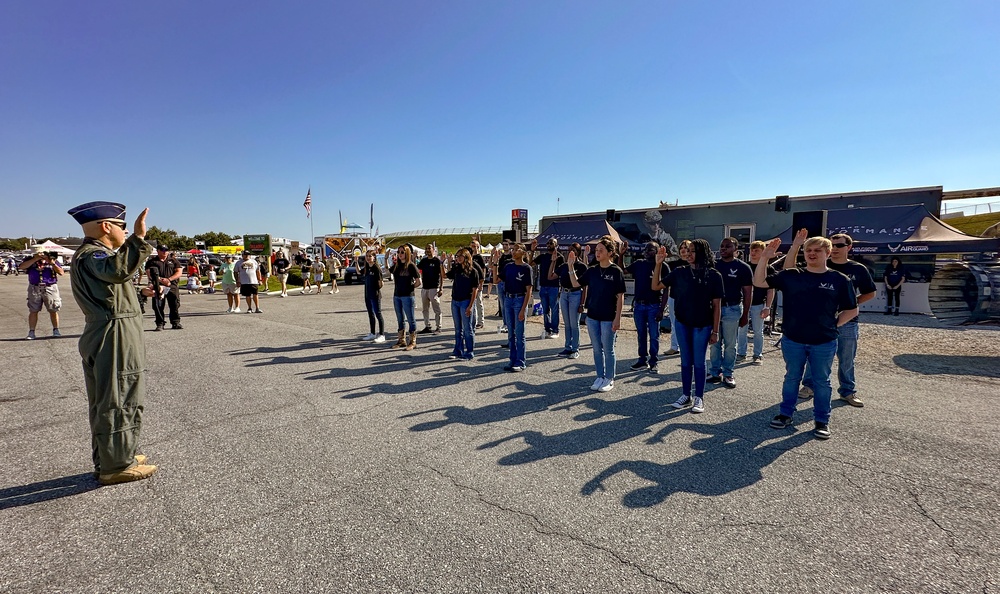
[68,201,158,485]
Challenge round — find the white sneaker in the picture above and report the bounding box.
[335,289,340,294]
[598,378,614,392]
[549,332,559,339]
[691,397,705,413]
[670,394,692,409]
[280,293,287,298]
[233,307,240,313]
[590,377,604,391]
[362,333,376,341]
[799,386,814,400]
[373,335,386,343]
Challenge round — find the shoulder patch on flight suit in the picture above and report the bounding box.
[93,252,109,259]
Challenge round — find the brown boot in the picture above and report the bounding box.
[93,454,149,479]
[99,463,158,485]
[394,330,406,348]
[405,332,416,351]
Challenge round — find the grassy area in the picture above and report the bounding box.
[385,233,504,254]
[944,211,1000,236]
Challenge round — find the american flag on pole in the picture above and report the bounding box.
[303,187,312,218]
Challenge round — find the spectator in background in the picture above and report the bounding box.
[19,251,64,339]
[146,245,183,330]
[236,250,262,314]
[309,257,325,294]
[301,258,312,294]
[272,251,290,297]
[417,243,444,335]
[883,257,905,316]
[220,254,240,312]
[205,265,217,294]
[258,255,271,294]
[326,254,342,294]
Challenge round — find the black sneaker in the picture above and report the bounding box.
[499,343,509,349]
[418,327,433,335]
[630,360,649,371]
[735,354,747,362]
[171,323,183,330]
[770,414,792,429]
[813,422,831,440]
[557,349,573,357]
[648,364,658,374]
[707,374,722,384]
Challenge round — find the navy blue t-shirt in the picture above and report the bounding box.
[766,268,857,344]
[828,259,876,322]
[884,265,905,286]
[501,262,532,295]
[627,258,669,304]
[714,258,753,306]
[577,264,627,321]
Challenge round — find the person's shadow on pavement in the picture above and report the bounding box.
[0,473,99,510]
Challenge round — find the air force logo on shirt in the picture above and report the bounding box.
[819,282,836,291]
[727,269,738,278]
[515,272,525,281]
[602,272,615,281]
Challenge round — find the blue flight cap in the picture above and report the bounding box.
[68,201,127,226]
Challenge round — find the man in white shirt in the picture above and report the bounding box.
[236,251,262,313]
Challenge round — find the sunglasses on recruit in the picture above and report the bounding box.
[832,242,850,248]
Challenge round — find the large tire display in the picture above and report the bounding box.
[929,262,1000,325]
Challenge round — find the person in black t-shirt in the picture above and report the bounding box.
[272,252,291,298]
[357,249,386,343]
[708,237,753,388]
[492,243,531,371]
[759,234,858,440]
[628,242,669,373]
[529,237,565,339]
[417,244,444,334]
[568,236,627,393]
[550,242,588,359]
[656,239,722,413]
[390,246,422,350]
[883,257,905,316]
[469,241,488,329]
[737,241,776,364]
[786,231,876,408]
[445,248,482,360]
[495,241,514,326]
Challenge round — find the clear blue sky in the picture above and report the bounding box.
[2,0,997,242]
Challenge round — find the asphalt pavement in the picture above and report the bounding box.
[1,275,998,593]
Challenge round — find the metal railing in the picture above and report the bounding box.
[382,226,539,238]
[941,200,999,217]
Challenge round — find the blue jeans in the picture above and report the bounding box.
[781,337,837,424]
[451,299,474,358]
[803,319,859,396]
[668,297,678,351]
[365,294,384,334]
[675,319,712,398]
[504,294,526,367]
[539,286,560,334]
[737,303,765,358]
[633,302,660,366]
[393,295,416,333]
[497,281,510,343]
[709,304,742,377]
[586,318,618,380]
[560,290,582,352]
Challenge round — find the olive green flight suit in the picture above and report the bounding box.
[71,234,152,475]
